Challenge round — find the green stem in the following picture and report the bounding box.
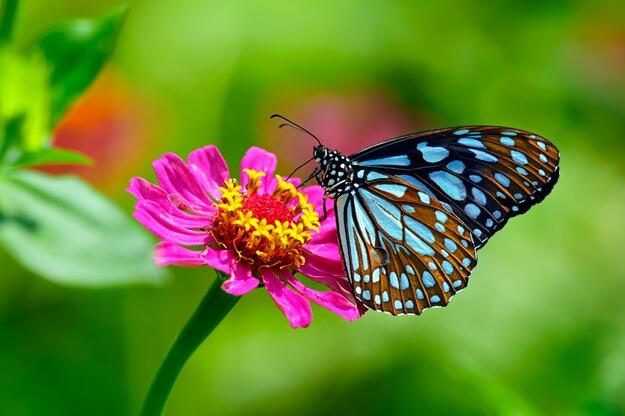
[140,272,239,416]
[0,0,19,43]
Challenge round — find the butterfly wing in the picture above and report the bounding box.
[335,176,477,315]
[350,126,560,248]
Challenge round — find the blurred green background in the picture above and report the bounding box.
[2,0,625,414]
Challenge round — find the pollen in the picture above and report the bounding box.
[210,170,320,269]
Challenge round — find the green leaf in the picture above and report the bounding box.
[0,46,51,151]
[35,6,127,125]
[0,170,164,286]
[0,0,19,43]
[0,115,24,163]
[7,147,91,168]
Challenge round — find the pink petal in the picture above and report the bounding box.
[161,210,214,229]
[128,178,215,228]
[200,247,236,275]
[240,147,277,194]
[281,270,360,322]
[261,269,312,328]
[188,145,229,200]
[133,201,210,246]
[301,184,324,207]
[300,185,334,217]
[127,177,167,202]
[302,230,345,278]
[221,262,260,296]
[298,249,352,296]
[298,257,342,279]
[153,153,214,213]
[155,242,204,266]
[304,242,342,263]
[307,218,338,246]
[297,262,352,296]
[287,177,302,187]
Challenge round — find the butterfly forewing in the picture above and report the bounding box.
[335,176,477,315]
[350,126,560,248]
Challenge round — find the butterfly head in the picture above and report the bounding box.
[312,145,328,163]
[269,113,355,196]
[313,145,354,197]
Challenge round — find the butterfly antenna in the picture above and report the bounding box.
[286,156,315,180]
[270,114,323,146]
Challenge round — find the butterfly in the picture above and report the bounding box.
[272,115,560,315]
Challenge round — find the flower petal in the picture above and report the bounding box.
[298,246,353,297]
[301,184,334,217]
[301,233,345,280]
[155,242,204,266]
[221,262,260,296]
[304,242,342,263]
[133,200,210,246]
[153,153,214,213]
[281,270,360,322]
[297,261,353,296]
[240,147,277,194]
[200,247,236,275]
[128,178,215,228]
[287,177,302,187]
[298,257,342,279]
[301,184,324,207]
[127,177,167,203]
[188,145,229,200]
[261,269,312,328]
[307,217,338,246]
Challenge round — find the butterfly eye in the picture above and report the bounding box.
[313,147,326,162]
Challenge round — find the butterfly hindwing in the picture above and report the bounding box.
[350,126,560,248]
[335,176,477,315]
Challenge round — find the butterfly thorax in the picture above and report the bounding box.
[313,145,356,197]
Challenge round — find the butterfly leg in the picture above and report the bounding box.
[297,167,321,189]
[316,195,328,221]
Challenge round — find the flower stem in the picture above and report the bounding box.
[140,272,239,416]
[0,0,19,43]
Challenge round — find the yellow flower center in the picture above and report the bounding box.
[210,169,320,270]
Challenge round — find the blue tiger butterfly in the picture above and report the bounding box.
[272,115,560,315]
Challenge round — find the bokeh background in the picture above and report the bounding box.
[2,0,625,414]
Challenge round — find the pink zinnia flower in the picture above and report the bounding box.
[128,146,360,328]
